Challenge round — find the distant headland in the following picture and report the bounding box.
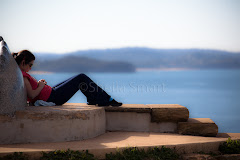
[32,47,240,72]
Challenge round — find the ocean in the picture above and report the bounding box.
[31,69,240,133]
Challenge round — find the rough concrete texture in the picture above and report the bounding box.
[147,104,189,122]
[0,37,27,115]
[178,118,218,137]
[0,132,239,160]
[0,104,106,144]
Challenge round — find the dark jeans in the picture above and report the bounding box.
[47,73,111,105]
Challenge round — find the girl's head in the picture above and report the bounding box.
[12,50,35,72]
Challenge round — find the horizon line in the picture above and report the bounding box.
[34,46,240,54]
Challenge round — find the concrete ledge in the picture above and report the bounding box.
[0,104,105,144]
[178,118,218,137]
[105,104,189,122]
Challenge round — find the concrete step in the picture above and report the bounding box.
[105,104,189,133]
[0,132,239,160]
[178,118,218,137]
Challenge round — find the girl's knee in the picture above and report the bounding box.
[76,73,91,81]
[77,73,87,78]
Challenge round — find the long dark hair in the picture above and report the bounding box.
[12,50,35,65]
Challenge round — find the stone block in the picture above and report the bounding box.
[178,118,218,137]
[147,104,189,122]
[0,37,27,115]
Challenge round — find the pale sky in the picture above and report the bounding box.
[1,0,240,53]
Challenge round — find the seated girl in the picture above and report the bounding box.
[12,50,122,106]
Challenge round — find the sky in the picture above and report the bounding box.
[1,0,240,53]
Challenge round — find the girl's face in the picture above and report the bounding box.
[20,60,34,72]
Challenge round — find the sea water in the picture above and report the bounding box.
[32,69,240,133]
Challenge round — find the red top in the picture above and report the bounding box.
[22,71,52,103]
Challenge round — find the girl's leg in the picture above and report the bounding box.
[51,76,74,88]
[47,73,111,105]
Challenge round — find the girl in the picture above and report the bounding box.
[12,50,122,106]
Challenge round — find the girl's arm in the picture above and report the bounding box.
[24,77,45,99]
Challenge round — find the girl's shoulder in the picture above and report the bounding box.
[21,71,31,79]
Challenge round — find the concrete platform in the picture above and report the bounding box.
[0,103,219,145]
[0,132,239,160]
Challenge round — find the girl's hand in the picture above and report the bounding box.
[38,81,45,88]
[38,79,47,85]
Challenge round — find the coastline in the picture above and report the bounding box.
[30,68,191,74]
[29,71,53,75]
[29,68,238,74]
[136,67,196,71]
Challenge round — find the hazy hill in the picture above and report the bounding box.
[33,55,135,72]
[67,48,240,69]
[34,47,240,72]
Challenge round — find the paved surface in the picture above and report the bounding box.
[0,132,239,159]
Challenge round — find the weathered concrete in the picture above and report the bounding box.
[106,112,177,132]
[0,103,106,144]
[147,104,189,122]
[178,118,218,137]
[0,132,239,160]
[105,104,178,133]
[0,36,27,115]
[182,154,240,160]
